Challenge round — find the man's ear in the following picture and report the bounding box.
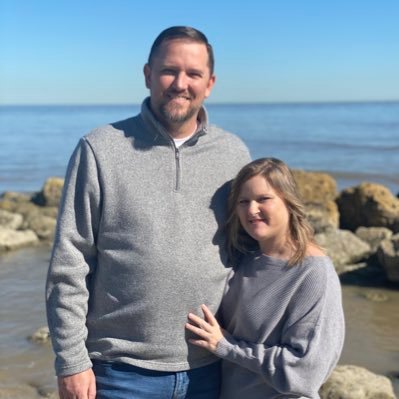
[143,64,151,89]
[205,74,216,98]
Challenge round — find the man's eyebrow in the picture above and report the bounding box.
[188,68,204,74]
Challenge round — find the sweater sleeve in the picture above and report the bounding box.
[45,138,102,377]
[214,265,345,397]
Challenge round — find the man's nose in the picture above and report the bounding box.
[172,72,189,90]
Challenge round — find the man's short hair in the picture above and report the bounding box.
[148,26,215,75]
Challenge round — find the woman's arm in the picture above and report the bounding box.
[186,266,344,397]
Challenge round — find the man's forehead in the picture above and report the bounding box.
[154,39,208,57]
[149,38,213,73]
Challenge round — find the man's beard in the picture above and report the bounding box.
[159,98,200,124]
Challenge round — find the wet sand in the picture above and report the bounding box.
[0,246,398,395]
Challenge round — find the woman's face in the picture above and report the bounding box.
[236,175,290,251]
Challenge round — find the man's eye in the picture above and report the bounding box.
[161,69,175,75]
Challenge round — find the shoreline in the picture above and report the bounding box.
[1,168,398,199]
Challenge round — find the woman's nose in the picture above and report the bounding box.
[248,201,259,216]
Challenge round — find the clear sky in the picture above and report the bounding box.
[1,0,398,104]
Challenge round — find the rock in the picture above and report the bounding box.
[337,183,399,232]
[2,201,40,219]
[356,227,393,253]
[0,191,32,202]
[0,228,39,251]
[39,206,59,219]
[43,177,64,207]
[0,209,23,230]
[315,229,371,269]
[0,192,32,212]
[377,234,399,283]
[306,201,339,233]
[362,291,389,302]
[33,177,64,207]
[29,326,50,344]
[339,259,388,287]
[319,365,396,399]
[292,169,337,203]
[0,200,58,240]
[340,262,369,273]
[25,214,57,241]
[291,170,338,233]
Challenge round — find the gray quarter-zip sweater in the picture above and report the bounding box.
[46,99,251,377]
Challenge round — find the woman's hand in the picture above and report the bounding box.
[185,304,226,353]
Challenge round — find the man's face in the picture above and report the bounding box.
[144,39,215,131]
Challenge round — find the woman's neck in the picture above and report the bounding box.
[258,236,294,260]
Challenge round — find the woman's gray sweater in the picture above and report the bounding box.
[214,253,345,399]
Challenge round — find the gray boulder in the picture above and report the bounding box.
[0,193,58,221]
[42,177,64,207]
[337,182,399,232]
[356,226,393,253]
[0,192,32,214]
[377,234,399,283]
[0,191,32,204]
[25,214,57,241]
[33,177,64,207]
[315,229,371,270]
[292,170,339,234]
[0,209,23,230]
[0,228,39,251]
[292,169,337,203]
[306,201,339,234]
[319,365,396,399]
[2,200,40,220]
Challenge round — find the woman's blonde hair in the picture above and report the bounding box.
[226,157,318,266]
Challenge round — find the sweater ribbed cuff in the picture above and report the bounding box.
[214,336,235,359]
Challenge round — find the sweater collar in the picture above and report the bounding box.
[140,97,208,145]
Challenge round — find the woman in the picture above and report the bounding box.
[185,158,345,399]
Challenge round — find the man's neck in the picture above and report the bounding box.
[166,119,198,139]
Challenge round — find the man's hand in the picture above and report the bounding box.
[185,304,225,352]
[58,368,96,399]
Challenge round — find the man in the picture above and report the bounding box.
[46,26,251,399]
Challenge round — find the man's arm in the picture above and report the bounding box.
[46,138,102,378]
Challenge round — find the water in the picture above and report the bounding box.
[0,245,56,394]
[0,246,398,396]
[1,101,398,195]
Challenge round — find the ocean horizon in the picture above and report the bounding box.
[1,101,398,195]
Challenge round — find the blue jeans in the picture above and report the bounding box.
[92,359,221,399]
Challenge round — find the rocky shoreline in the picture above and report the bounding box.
[1,171,398,398]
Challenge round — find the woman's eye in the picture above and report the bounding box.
[238,199,248,205]
[258,197,269,203]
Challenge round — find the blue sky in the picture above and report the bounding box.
[1,0,398,104]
